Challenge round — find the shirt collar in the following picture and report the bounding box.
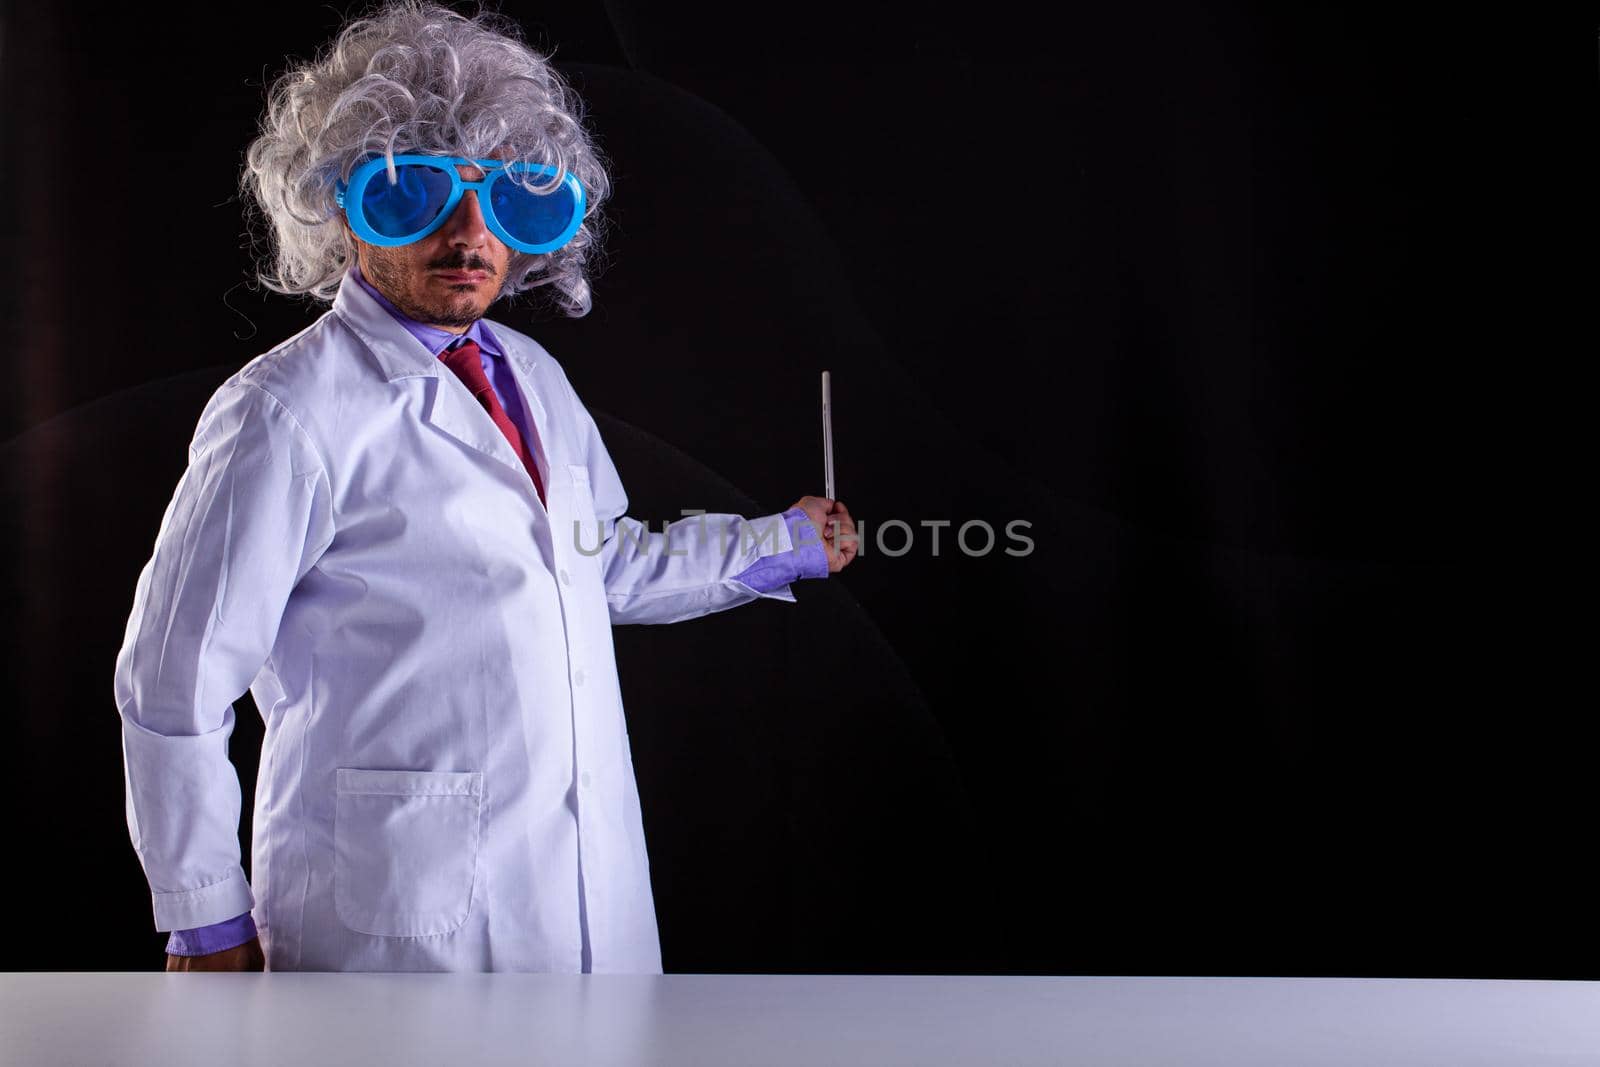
[348,261,504,359]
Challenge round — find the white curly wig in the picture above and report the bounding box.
[241,0,613,316]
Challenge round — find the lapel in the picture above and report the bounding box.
[332,274,555,513]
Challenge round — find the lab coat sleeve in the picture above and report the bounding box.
[113,380,334,932]
[564,380,802,625]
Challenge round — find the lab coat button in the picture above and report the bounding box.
[580,771,591,789]
[559,568,571,585]
[573,668,585,686]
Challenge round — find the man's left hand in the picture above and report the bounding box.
[789,496,858,574]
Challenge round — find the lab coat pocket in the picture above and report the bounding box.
[566,463,602,567]
[333,767,483,938]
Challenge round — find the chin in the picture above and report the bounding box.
[434,297,491,327]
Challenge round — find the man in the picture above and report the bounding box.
[113,0,856,974]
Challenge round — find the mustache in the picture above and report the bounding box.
[429,253,496,272]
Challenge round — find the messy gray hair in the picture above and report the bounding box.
[241,0,612,316]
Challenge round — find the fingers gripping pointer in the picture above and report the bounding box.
[789,495,858,574]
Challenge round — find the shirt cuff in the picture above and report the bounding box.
[783,506,832,578]
[730,507,830,593]
[165,911,258,957]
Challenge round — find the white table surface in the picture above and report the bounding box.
[4,973,1598,1066]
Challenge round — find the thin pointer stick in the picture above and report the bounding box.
[821,371,835,502]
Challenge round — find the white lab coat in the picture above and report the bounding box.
[113,275,802,973]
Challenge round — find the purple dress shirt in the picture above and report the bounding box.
[165,264,829,956]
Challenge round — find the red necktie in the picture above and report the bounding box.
[438,338,546,506]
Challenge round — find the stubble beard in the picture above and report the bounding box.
[363,251,499,329]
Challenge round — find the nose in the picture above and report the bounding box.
[439,187,492,249]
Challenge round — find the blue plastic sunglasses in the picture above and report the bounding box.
[334,154,586,254]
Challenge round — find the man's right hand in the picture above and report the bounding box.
[165,936,265,972]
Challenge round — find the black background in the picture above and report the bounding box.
[0,2,1580,976]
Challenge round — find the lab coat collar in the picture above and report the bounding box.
[331,269,553,519]
[332,269,539,382]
